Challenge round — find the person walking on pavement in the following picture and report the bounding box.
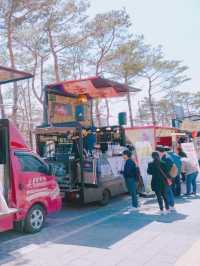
[179,152,199,195]
[165,146,182,196]
[156,146,176,210]
[122,150,139,211]
[147,152,170,214]
[177,147,187,182]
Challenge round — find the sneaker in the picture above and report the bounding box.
[169,207,176,212]
[128,207,139,212]
[165,209,171,214]
[184,193,192,196]
[158,210,165,215]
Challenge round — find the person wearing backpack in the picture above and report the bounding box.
[156,146,176,210]
[165,147,182,196]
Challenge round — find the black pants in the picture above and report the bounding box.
[181,173,186,182]
[155,189,169,211]
[172,175,181,196]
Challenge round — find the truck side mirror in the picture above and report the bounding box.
[0,127,8,164]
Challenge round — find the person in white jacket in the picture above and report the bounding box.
[179,152,199,195]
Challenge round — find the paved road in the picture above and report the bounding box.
[1,191,200,266]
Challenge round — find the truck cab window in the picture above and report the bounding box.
[16,154,48,174]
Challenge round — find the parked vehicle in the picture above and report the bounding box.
[0,66,61,234]
[0,119,61,233]
[36,123,127,205]
[35,77,134,205]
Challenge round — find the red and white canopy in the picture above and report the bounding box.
[47,76,140,99]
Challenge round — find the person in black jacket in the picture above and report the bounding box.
[147,152,170,214]
[122,150,139,210]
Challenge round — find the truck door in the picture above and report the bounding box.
[13,152,53,208]
[0,119,10,209]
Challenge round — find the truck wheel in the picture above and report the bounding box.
[24,205,46,234]
[99,189,110,206]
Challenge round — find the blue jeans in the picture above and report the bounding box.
[125,178,138,208]
[172,175,181,196]
[186,172,198,194]
[165,185,175,207]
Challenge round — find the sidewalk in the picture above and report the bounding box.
[1,193,200,266]
[175,239,200,266]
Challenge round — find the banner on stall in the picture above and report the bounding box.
[125,128,155,149]
[48,94,91,126]
[135,141,153,193]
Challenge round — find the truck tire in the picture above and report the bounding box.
[24,204,46,234]
[14,220,25,233]
[99,189,110,206]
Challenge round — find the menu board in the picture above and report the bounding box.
[83,159,98,185]
[107,156,124,177]
[135,141,153,193]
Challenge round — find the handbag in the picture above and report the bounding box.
[157,165,172,186]
[169,163,178,178]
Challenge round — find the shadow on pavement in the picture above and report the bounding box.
[53,207,187,249]
[0,195,188,265]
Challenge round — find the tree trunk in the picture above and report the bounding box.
[169,88,176,119]
[31,53,43,105]
[105,99,110,126]
[7,5,18,123]
[48,28,60,82]
[186,99,191,116]
[137,101,143,125]
[95,99,101,127]
[95,66,101,126]
[27,80,33,148]
[0,86,5,118]
[148,78,156,125]
[125,77,134,127]
[40,56,44,100]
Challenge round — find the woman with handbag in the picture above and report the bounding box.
[147,152,170,214]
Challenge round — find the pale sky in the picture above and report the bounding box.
[89,0,200,94]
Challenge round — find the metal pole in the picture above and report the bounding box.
[78,126,84,204]
[43,86,49,125]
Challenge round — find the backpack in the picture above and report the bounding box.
[168,152,182,175]
[169,163,178,178]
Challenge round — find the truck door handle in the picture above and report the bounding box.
[19,183,24,190]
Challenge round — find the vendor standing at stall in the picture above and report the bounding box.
[122,150,139,211]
